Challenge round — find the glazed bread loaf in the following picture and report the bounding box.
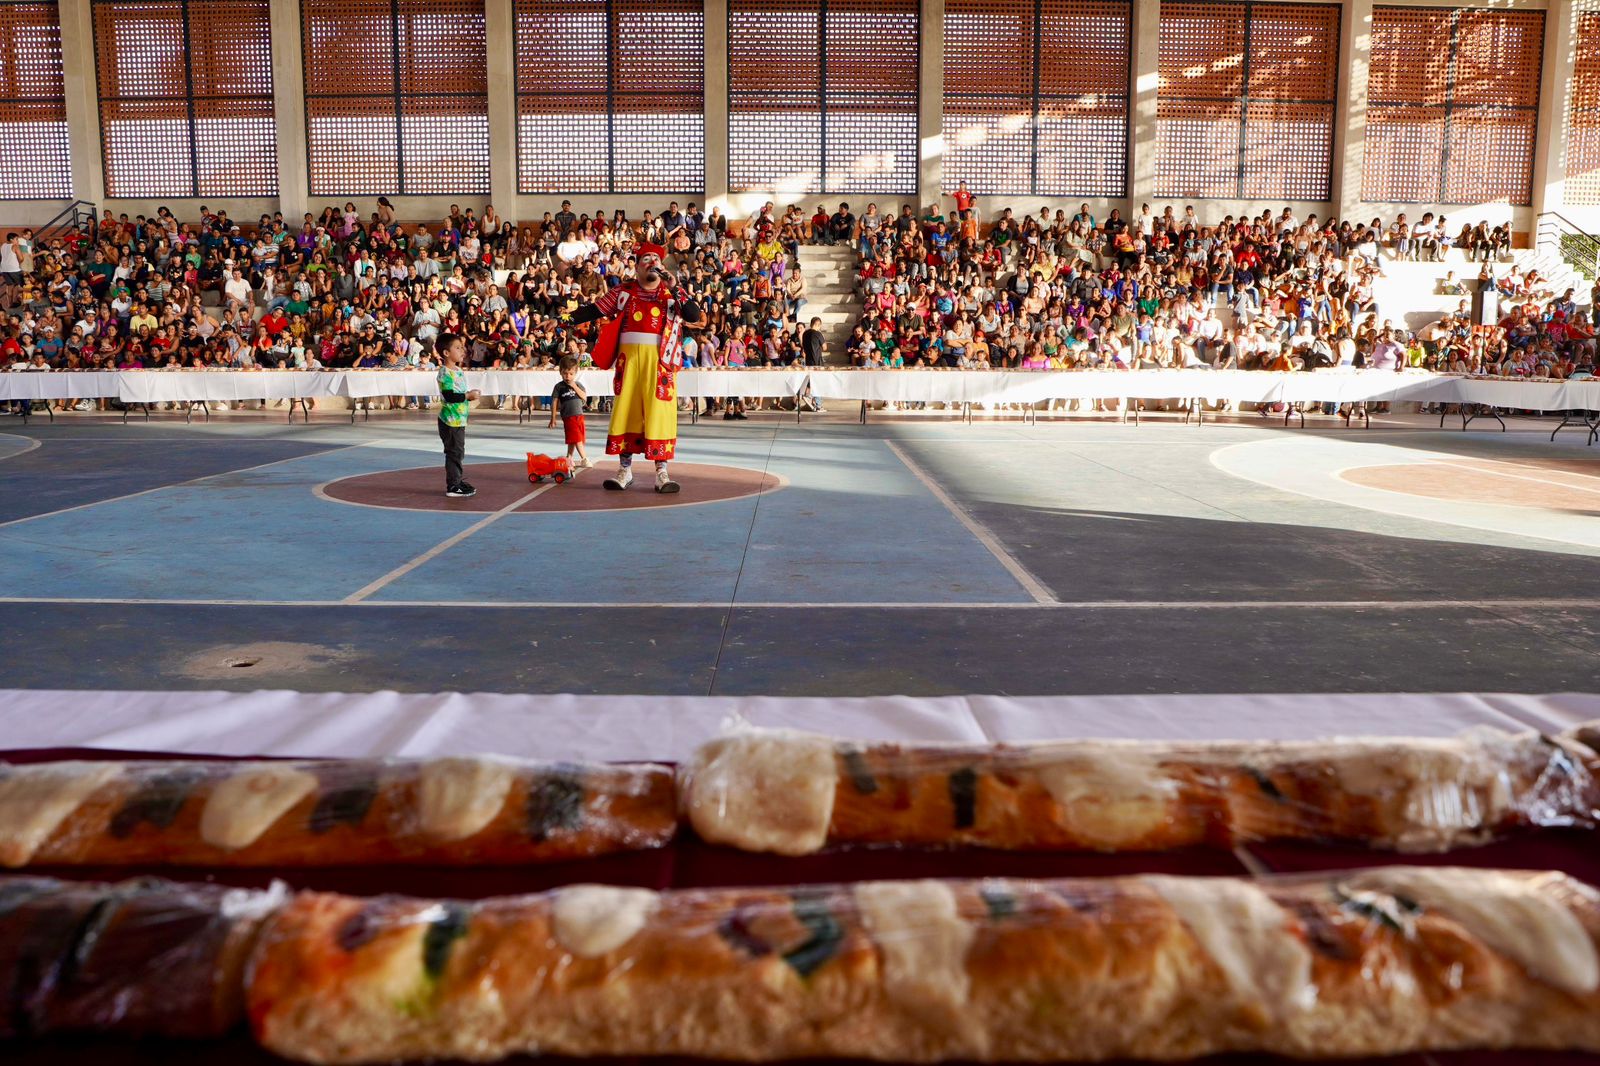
[682,724,1600,855]
[0,756,677,867]
[246,867,1600,1064]
[0,875,279,1039]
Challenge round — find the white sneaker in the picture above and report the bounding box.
[603,466,633,491]
[572,456,590,470]
[655,466,680,494]
[74,399,92,411]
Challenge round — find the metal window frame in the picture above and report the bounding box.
[1363,4,1544,206]
[941,0,1133,198]
[94,0,276,198]
[727,0,921,197]
[0,0,71,200]
[301,0,490,197]
[1156,0,1340,202]
[512,0,706,196]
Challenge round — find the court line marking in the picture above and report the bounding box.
[1427,459,1600,499]
[0,432,43,462]
[0,441,374,530]
[885,439,1058,605]
[312,464,791,515]
[4,596,1589,610]
[1210,439,1600,552]
[340,479,561,604]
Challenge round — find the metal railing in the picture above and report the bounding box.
[31,199,97,246]
[1535,211,1600,283]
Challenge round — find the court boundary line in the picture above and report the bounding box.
[0,596,1591,610]
[885,439,1058,605]
[0,432,43,463]
[341,478,564,603]
[0,441,373,529]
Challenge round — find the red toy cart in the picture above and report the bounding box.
[526,452,573,484]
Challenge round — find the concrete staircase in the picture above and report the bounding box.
[796,243,862,365]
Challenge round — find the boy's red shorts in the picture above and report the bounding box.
[563,415,586,445]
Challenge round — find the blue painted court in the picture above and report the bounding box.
[0,424,1033,606]
[2,414,1599,696]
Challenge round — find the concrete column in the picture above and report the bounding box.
[919,0,944,211]
[57,0,104,205]
[702,0,729,214]
[483,0,518,216]
[1126,0,1159,213]
[1331,0,1373,222]
[269,0,309,220]
[1531,0,1576,228]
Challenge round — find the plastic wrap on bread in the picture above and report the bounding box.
[244,867,1600,1064]
[680,723,1600,855]
[0,756,677,867]
[0,875,281,1039]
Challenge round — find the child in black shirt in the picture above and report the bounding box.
[547,356,589,470]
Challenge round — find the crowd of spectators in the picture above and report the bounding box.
[0,196,815,415]
[1,189,1595,420]
[841,194,1598,387]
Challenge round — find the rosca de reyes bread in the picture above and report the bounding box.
[0,875,279,1038]
[245,867,1600,1064]
[0,756,676,867]
[681,724,1600,855]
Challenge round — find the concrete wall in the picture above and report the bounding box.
[2,0,1578,242]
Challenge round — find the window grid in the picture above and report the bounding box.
[1566,10,1600,206]
[1156,0,1338,201]
[943,0,1130,198]
[513,0,704,195]
[728,0,919,196]
[1362,6,1544,206]
[94,0,275,197]
[301,0,489,196]
[0,0,71,198]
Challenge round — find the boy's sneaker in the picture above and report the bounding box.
[445,484,476,498]
[603,466,633,491]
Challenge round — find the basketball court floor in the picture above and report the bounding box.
[1,411,1596,695]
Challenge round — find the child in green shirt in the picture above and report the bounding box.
[436,333,480,498]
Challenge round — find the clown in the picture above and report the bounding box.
[567,243,704,493]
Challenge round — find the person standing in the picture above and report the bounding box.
[566,243,704,493]
[436,333,480,498]
[546,356,590,471]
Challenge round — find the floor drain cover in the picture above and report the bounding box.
[227,658,261,668]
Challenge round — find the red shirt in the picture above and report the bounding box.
[953,189,974,214]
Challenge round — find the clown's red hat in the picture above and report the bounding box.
[637,243,666,260]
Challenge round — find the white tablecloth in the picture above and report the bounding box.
[0,689,1591,762]
[4,368,1599,412]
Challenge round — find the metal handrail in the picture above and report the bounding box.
[31,199,97,245]
[1535,211,1600,283]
